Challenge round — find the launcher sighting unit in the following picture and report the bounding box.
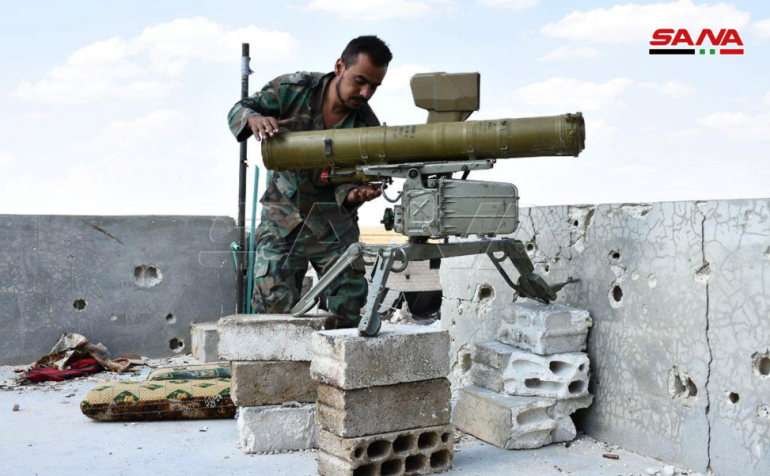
[262,73,586,337]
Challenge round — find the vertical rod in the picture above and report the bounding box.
[236,43,250,314]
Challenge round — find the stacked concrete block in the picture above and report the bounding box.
[453,300,594,449]
[312,324,454,476]
[549,394,594,443]
[218,314,331,454]
[496,300,593,355]
[469,341,515,392]
[501,348,590,399]
[453,386,556,449]
[191,322,220,363]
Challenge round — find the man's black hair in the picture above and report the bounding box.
[341,35,392,68]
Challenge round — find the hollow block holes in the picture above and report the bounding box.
[351,430,451,476]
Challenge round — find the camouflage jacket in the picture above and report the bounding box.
[227,71,380,241]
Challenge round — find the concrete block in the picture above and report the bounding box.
[218,314,332,361]
[317,425,453,476]
[191,322,219,363]
[548,394,594,443]
[470,341,516,392]
[502,348,590,399]
[452,385,556,450]
[231,361,317,407]
[316,378,451,438]
[311,324,450,390]
[497,300,593,355]
[237,403,318,454]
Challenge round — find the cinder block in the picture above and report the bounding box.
[231,361,317,407]
[502,348,590,399]
[317,425,453,476]
[497,300,593,355]
[316,378,451,438]
[311,324,450,389]
[218,314,332,361]
[452,385,556,450]
[238,403,318,453]
[470,341,516,392]
[191,322,219,363]
[548,394,594,443]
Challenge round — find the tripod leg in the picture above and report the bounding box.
[290,243,364,316]
[358,249,397,337]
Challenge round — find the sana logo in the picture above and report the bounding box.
[649,29,744,55]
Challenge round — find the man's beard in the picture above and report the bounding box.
[336,72,367,110]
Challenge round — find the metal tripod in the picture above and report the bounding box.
[291,237,577,337]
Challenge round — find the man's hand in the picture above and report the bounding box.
[248,115,291,141]
[344,184,382,207]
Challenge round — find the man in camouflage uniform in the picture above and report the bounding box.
[227,36,392,327]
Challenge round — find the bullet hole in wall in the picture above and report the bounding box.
[752,351,770,378]
[134,264,163,289]
[668,367,698,407]
[169,338,184,352]
[476,284,495,302]
[612,285,623,302]
[73,299,87,311]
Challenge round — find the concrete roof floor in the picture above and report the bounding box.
[1,365,695,476]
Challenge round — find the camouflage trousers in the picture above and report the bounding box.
[251,222,367,327]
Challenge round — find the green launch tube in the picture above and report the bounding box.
[261,113,585,172]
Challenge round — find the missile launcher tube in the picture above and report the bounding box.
[261,113,585,172]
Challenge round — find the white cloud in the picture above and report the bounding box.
[637,81,695,99]
[754,18,770,38]
[15,17,299,105]
[0,109,238,216]
[24,112,56,120]
[303,0,455,20]
[0,151,15,166]
[479,0,540,10]
[382,63,431,91]
[540,0,749,43]
[667,127,702,138]
[764,91,770,106]
[699,111,770,141]
[71,110,191,154]
[539,46,600,61]
[369,63,432,125]
[510,77,634,111]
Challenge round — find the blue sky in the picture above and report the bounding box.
[1,0,769,225]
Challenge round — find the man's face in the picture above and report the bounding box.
[334,53,387,110]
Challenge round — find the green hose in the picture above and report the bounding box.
[245,166,260,314]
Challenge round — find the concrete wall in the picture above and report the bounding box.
[0,215,237,364]
[439,199,770,476]
[385,260,441,292]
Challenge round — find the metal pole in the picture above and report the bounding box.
[237,43,250,314]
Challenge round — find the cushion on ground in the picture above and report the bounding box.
[80,377,235,421]
[146,362,231,381]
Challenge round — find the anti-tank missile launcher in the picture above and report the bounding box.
[261,72,585,336]
[261,113,585,181]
